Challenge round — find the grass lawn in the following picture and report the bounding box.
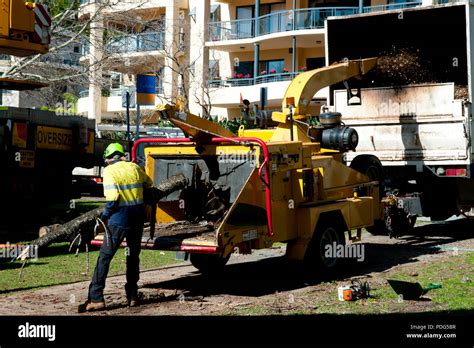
[0,243,182,294]
[223,251,474,315]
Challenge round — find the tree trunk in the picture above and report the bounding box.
[30,174,189,251]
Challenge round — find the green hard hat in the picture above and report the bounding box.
[104,143,125,159]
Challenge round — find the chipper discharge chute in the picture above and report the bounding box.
[92,58,383,274]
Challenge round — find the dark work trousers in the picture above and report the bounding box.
[88,224,143,302]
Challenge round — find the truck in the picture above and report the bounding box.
[325,2,474,236]
[92,58,383,274]
[0,106,96,229]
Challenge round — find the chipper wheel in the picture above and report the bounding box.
[190,253,230,275]
[304,219,346,277]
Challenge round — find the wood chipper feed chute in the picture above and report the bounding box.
[131,137,273,257]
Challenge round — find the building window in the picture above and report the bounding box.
[236,6,254,38]
[111,73,121,89]
[210,5,220,22]
[259,59,285,74]
[234,60,285,76]
[234,61,254,77]
[209,60,220,78]
[259,2,286,34]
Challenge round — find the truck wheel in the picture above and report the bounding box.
[304,222,345,275]
[190,253,230,274]
[350,155,384,185]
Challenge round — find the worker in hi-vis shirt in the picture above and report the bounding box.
[79,143,152,312]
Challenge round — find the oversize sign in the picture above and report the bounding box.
[36,126,73,151]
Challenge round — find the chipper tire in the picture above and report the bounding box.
[304,221,346,277]
[190,253,230,275]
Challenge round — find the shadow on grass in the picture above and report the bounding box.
[0,261,48,271]
[141,218,474,299]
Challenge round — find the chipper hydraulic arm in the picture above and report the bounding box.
[95,58,382,274]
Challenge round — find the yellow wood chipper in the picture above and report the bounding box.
[94,58,383,274]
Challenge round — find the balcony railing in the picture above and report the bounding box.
[362,1,422,12]
[208,72,299,88]
[105,31,165,54]
[209,2,422,42]
[209,18,255,41]
[259,7,359,35]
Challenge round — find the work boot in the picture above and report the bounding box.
[128,296,139,307]
[78,300,106,313]
[125,284,140,307]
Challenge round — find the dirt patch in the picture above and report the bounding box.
[0,220,472,316]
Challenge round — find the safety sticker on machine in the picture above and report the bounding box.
[19,150,35,168]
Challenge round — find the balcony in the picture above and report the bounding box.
[209,3,422,42]
[208,74,329,109]
[105,31,165,54]
[209,72,299,88]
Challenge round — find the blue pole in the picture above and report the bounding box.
[135,104,140,140]
[126,91,130,141]
[254,43,260,81]
[255,0,260,36]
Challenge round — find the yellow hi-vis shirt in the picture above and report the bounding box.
[101,161,153,226]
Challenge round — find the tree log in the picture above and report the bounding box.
[29,173,189,251]
[144,221,215,238]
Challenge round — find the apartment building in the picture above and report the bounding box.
[77,0,191,123]
[78,0,444,123]
[196,0,435,120]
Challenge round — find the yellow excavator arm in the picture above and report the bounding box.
[272,58,377,123]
